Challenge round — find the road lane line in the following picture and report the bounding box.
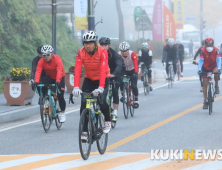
[106,95,222,152]
[67,154,151,170]
[0,154,47,163]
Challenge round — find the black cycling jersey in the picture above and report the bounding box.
[31,56,46,80]
[177,44,184,58]
[163,44,179,62]
[138,49,152,66]
[108,48,123,76]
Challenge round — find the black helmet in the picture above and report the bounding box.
[201,40,205,46]
[205,38,214,46]
[99,37,110,45]
[37,45,43,54]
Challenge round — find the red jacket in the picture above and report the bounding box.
[74,45,110,88]
[35,54,65,83]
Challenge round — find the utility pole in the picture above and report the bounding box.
[88,0,95,30]
[200,0,203,43]
[52,0,57,54]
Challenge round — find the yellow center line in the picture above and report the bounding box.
[106,95,222,152]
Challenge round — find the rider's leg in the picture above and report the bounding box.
[57,77,66,122]
[112,78,120,116]
[180,57,183,76]
[213,67,220,94]
[130,71,138,101]
[166,62,169,78]
[203,78,208,102]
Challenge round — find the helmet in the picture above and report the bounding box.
[99,37,110,45]
[82,30,98,42]
[176,39,181,44]
[205,38,214,46]
[37,45,43,54]
[119,41,130,51]
[202,40,205,46]
[167,38,174,46]
[142,42,149,49]
[41,45,53,55]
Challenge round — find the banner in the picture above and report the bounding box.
[74,0,88,30]
[152,0,162,41]
[174,0,184,29]
[163,5,176,45]
[134,6,142,30]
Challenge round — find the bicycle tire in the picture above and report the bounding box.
[129,89,134,117]
[79,109,92,160]
[122,84,129,119]
[143,73,147,95]
[55,100,62,130]
[96,113,108,155]
[168,66,172,89]
[208,83,212,115]
[145,73,150,95]
[170,66,174,88]
[40,97,52,133]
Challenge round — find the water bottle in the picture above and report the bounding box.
[92,113,97,124]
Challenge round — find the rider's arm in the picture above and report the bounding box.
[216,49,221,69]
[31,57,37,80]
[55,56,64,82]
[194,47,201,60]
[34,58,44,83]
[148,50,153,65]
[175,45,179,60]
[112,52,123,76]
[162,46,167,62]
[198,51,204,70]
[74,51,82,88]
[138,50,142,65]
[181,45,185,57]
[131,52,138,73]
[99,49,109,88]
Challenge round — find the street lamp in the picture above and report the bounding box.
[94,17,103,31]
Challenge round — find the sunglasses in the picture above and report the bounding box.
[43,54,50,57]
[121,50,128,52]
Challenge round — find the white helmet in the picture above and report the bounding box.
[142,42,149,49]
[176,39,181,44]
[41,45,53,55]
[167,38,175,46]
[119,41,130,51]
[82,30,98,42]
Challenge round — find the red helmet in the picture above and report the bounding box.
[205,38,214,46]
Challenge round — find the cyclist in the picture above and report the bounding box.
[193,40,205,92]
[162,38,178,81]
[72,31,111,134]
[197,38,221,109]
[176,39,184,77]
[119,41,139,108]
[99,37,123,119]
[30,45,47,100]
[138,42,153,91]
[34,45,66,123]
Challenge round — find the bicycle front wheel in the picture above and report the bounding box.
[168,67,172,89]
[40,97,52,133]
[122,85,129,119]
[55,100,62,130]
[129,89,134,117]
[79,109,92,160]
[208,83,213,115]
[145,73,150,95]
[96,113,108,155]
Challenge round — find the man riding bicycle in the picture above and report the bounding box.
[119,41,139,108]
[99,37,123,118]
[34,45,66,123]
[162,38,179,81]
[176,39,184,77]
[197,38,221,109]
[193,40,205,92]
[72,31,111,134]
[138,42,153,91]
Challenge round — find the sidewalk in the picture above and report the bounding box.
[0,70,166,124]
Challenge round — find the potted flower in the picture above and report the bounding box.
[65,64,85,93]
[4,67,35,106]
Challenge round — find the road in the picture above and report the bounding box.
[1,59,222,169]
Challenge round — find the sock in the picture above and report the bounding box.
[113,110,118,115]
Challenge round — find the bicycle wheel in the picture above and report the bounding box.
[40,97,52,133]
[170,67,174,88]
[109,96,116,129]
[208,83,212,115]
[129,89,134,117]
[122,85,129,119]
[168,67,172,89]
[96,113,108,155]
[143,73,147,95]
[145,73,150,95]
[55,100,62,130]
[79,109,92,160]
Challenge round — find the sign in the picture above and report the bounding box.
[174,0,184,29]
[74,0,88,30]
[9,83,21,98]
[186,17,196,21]
[163,5,176,45]
[135,10,152,31]
[152,0,162,41]
[134,6,143,23]
[69,74,74,86]
[36,0,74,14]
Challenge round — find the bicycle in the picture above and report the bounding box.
[202,72,217,115]
[78,92,108,160]
[141,64,150,95]
[122,75,136,119]
[107,79,118,129]
[36,84,62,133]
[165,61,174,89]
[176,60,181,80]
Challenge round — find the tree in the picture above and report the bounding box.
[115,0,125,41]
[184,0,222,29]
